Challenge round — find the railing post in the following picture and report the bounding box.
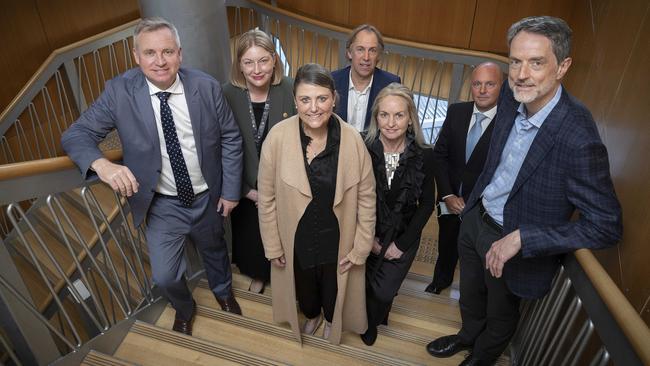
[0,237,61,365]
[63,60,88,114]
[448,63,465,104]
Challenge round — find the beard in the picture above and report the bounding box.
[509,79,555,105]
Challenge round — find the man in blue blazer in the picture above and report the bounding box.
[61,18,243,336]
[426,16,622,365]
[332,24,400,131]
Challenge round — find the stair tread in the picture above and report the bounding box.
[193,282,464,365]
[156,304,419,366]
[115,320,286,366]
[82,350,137,366]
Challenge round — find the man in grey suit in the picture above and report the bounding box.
[61,17,243,336]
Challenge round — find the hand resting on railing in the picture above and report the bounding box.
[91,157,139,197]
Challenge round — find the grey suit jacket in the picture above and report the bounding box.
[61,67,243,227]
[222,76,295,196]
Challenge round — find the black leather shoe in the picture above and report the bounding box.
[426,334,472,358]
[172,301,196,336]
[459,354,496,366]
[424,282,444,294]
[216,291,242,315]
[360,325,378,346]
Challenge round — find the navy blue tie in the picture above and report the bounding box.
[156,92,195,206]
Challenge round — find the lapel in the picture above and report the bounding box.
[133,74,160,153]
[336,67,350,120]
[180,70,204,167]
[280,117,312,198]
[365,68,383,128]
[333,119,361,207]
[508,90,568,200]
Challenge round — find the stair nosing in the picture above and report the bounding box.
[194,305,420,366]
[83,350,138,366]
[130,320,287,366]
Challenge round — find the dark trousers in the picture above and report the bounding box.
[431,213,461,289]
[145,191,232,321]
[293,259,338,322]
[457,204,521,360]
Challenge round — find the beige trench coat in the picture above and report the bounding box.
[258,115,376,344]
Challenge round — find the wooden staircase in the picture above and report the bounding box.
[80,269,485,366]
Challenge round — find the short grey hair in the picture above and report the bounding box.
[507,16,572,63]
[134,17,181,50]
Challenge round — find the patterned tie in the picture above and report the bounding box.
[466,112,486,163]
[156,92,195,206]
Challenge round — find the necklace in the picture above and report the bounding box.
[245,89,271,152]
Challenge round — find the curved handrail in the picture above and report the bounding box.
[0,150,122,181]
[240,0,510,64]
[574,249,650,364]
[0,20,139,129]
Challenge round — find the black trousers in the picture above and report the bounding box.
[431,213,461,289]
[457,204,521,361]
[293,259,338,322]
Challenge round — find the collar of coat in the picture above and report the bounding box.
[279,114,363,207]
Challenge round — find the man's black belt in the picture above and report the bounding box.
[478,201,504,233]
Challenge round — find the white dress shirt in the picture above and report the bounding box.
[347,73,374,131]
[147,76,208,196]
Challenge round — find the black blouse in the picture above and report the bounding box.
[293,116,341,269]
[366,134,436,252]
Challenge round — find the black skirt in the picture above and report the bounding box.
[231,198,270,282]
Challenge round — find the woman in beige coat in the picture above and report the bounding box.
[258,63,376,344]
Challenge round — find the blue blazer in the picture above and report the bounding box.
[465,83,622,299]
[62,67,243,227]
[332,66,401,129]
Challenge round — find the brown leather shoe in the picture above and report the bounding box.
[215,292,242,315]
[172,301,196,336]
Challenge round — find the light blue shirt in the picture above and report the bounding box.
[482,86,563,225]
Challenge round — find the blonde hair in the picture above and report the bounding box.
[230,29,284,89]
[365,83,428,148]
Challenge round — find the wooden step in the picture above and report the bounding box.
[82,350,136,366]
[156,304,418,366]
[193,281,466,365]
[114,320,285,366]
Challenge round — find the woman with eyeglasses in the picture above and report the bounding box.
[360,83,436,346]
[223,29,295,294]
[258,63,376,344]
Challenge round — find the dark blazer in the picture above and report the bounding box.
[222,76,296,197]
[433,101,495,202]
[331,66,401,128]
[61,67,243,227]
[465,84,622,299]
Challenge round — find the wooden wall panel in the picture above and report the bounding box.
[35,0,139,49]
[565,0,650,324]
[0,1,51,112]
[347,0,476,48]
[470,0,574,54]
[0,0,138,112]
[276,0,350,27]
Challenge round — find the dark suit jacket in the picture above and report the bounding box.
[433,101,494,202]
[222,76,296,197]
[61,67,243,227]
[331,66,401,129]
[465,84,622,299]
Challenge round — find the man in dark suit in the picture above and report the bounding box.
[332,24,400,131]
[425,62,503,295]
[61,18,244,336]
[426,16,622,365]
